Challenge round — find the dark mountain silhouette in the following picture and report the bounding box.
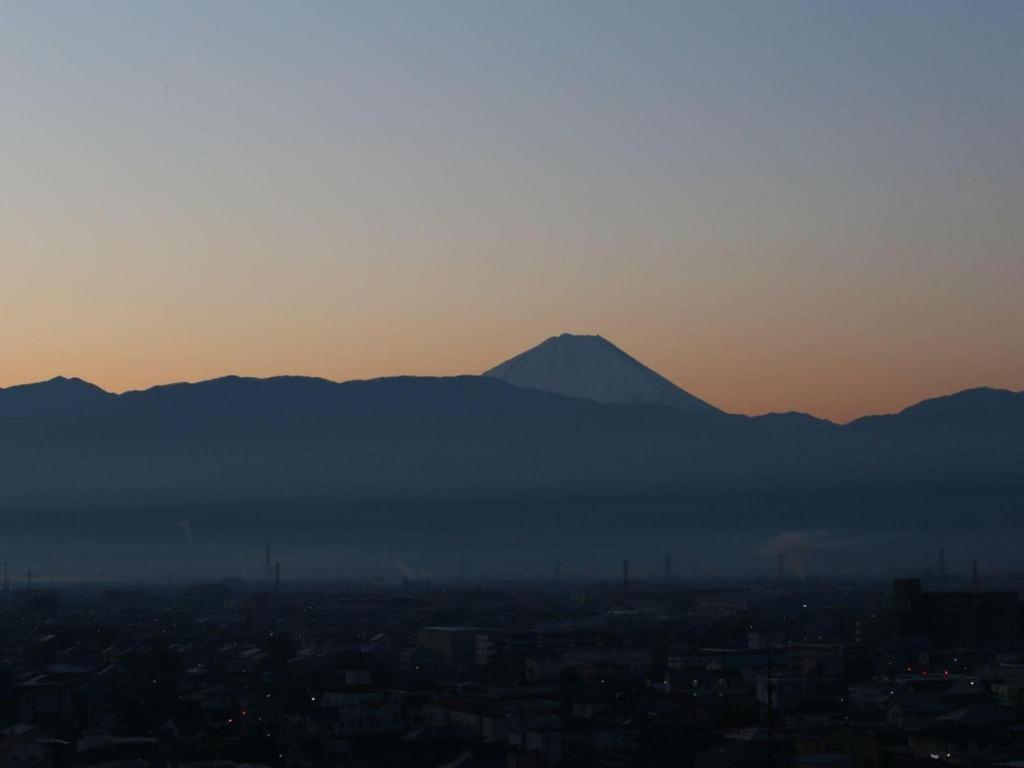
[0,369,1020,512]
[0,375,112,418]
[1,350,1022,578]
[484,333,720,415]
[881,386,1024,422]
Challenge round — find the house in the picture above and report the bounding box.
[417,628,484,668]
[885,695,946,730]
[793,723,880,768]
[425,698,509,743]
[694,728,791,768]
[0,725,69,768]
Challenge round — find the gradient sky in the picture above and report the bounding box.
[2,1,1022,422]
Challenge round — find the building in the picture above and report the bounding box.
[891,579,1022,652]
[417,627,484,668]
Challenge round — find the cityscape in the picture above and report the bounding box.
[3,558,1024,767]
[3,1,1023,766]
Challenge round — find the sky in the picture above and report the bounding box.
[1,0,1022,422]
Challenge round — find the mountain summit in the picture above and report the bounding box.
[483,333,721,415]
[0,375,112,418]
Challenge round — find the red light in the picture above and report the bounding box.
[944,670,949,676]
[922,670,928,676]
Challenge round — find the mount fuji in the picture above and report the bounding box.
[484,333,720,416]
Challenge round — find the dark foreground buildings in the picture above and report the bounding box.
[891,578,1021,652]
[2,571,1024,767]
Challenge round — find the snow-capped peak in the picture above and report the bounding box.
[483,333,720,415]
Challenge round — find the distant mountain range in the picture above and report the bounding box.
[0,333,1021,514]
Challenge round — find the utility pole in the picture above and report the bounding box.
[766,646,775,768]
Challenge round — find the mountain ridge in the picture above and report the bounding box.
[2,373,1020,425]
[0,370,1020,498]
[1,342,1021,578]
